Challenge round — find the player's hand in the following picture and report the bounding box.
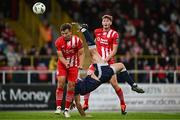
[65,62,70,68]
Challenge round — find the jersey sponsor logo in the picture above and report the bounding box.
[96,37,108,44]
[99,38,108,45]
[62,49,75,54]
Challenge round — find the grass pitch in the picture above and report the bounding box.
[0,111,180,120]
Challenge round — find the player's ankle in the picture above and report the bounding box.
[65,108,69,111]
[80,28,87,32]
[57,106,61,109]
[83,103,88,106]
[80,24,88,32]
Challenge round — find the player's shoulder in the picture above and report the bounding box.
[55,36,64,44]
[110,28,118,34]
[94,28,103,34]
[110,28,119,37]
[55,36,64,42]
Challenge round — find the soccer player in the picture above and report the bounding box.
[54,23,84,117]
[83,15,140,114]
[73,24,144,117]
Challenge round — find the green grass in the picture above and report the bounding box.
[0,111,180,120]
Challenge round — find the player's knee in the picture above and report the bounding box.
[118,63,125,69]
[67,82,76,90]
[111,83,119,90]
[57,80,65,88]
[110,77,118,87]
[75,100,81,106]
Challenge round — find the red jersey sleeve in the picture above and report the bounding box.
[94,28,102,38]
[112,32,119,45]
[55,37,63,51]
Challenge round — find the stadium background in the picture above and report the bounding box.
[0,0,180,115]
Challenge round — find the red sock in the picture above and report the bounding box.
[65,91,75,109]
[56,88,64,107]
[84,93,90,106]
[115,88,125,105]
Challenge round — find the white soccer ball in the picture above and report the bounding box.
[32,2,46,14]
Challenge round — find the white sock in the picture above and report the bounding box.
[81,28,87,32]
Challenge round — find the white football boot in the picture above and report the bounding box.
[54,106,61,114]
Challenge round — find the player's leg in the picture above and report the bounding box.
[109,75,127,115]
[82,64,95,111]
[79,25,106,64]
[75,94,86,116]
[63,67,78,117]
[110,63,145,93]
[77,24,95,46]
[83,93,90,111]
[55,66,67,114]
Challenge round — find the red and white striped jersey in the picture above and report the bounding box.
[94,28,119,64]
[55,35,83,67]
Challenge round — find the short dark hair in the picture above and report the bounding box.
[60,23,72,31]
[102,15,113,21]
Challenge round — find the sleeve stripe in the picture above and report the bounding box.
[112,31,116,37]
[107,29,113,38]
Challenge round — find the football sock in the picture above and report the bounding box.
[56,88,64,107]
[118,71,136,87]
[115,88,125,105]
[84,93,90,106]
[81,29,95,47]
[65,91,75,109]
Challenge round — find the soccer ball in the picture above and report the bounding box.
[32,2,46,14]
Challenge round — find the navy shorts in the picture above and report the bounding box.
[93,63,115,83]
[75,76,101,95]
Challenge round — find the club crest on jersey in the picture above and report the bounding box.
[67,41,71,47]
[96,37,101,41]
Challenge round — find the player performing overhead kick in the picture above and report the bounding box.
[83,15,126,114]
[72,23,145,117]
